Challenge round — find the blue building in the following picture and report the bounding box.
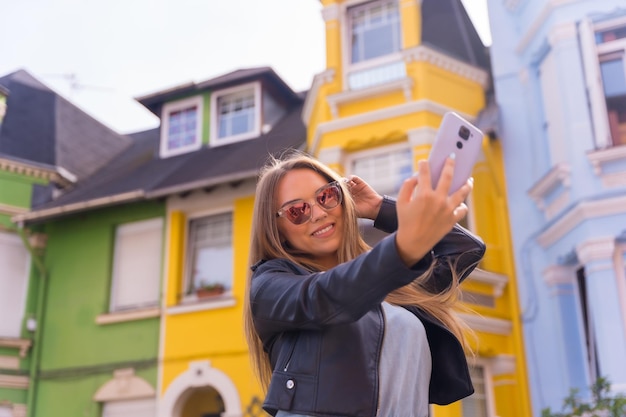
[487,0,626,414]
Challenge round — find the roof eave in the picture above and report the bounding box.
[12,170,260,225]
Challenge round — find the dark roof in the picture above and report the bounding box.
[22,98,307,223]
[137,67,301,116]
[422,0,490,70]
[0,69,131,181]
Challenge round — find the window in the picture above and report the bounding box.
[185,212,233,297]
[210,82,261,146]
[0,231,30,338]
[349,146,412,245]
[350,146,412,196]
[461,365,491,417]
[345,0,405,90]
[110,218,163,312]
[160,96,203,158]
[349,0,401,64]
[580,18,626,148]
[102,399,156,417]
[577,267,600,381]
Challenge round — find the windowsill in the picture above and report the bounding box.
[167,295,236,315]
[465,268,508,297]
[326,76,413,118]
[587,145,626,187]
[0,337,32,357]
[95,307,161,325]
[527,162,571,219]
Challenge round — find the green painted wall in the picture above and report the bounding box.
[31,200,165,417]
[0,171,48,229]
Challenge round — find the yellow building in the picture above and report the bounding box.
[144,68,308,417]
[302,0,532,416]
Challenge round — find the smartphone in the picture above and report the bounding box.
[428,112,483,194]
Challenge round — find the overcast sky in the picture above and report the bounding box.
[0,0,491,134]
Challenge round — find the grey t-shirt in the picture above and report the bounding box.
[277,302,432,417]
[377,302,431,417]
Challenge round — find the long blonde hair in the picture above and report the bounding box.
[243,151,473,391]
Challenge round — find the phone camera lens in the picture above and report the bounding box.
[456,141,463,149]
[458,126,470,140]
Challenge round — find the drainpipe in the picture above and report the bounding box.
[17,224,47,417]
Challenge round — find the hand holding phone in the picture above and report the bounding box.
[428,112,483,194]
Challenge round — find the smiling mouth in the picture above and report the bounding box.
[312,224,334,236]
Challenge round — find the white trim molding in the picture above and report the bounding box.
[466,268,509,297]
[459,314,513,335]
[490,354,517,376]
[159,360,242,417]
[527,163,571,219]
[537,194,626,247]
[93,368,156,401]
[209,81,262,147]
[326,76,413,118]
[310,99,453,156]
[0,374,28,390]
[317,146,346,168]
[576,236,615,265]
[302,69,335,125]
[587,146,626,180]
[321,3,339,21]
[95,307,160,325]
[160,95,204,159]
[543,264,576,287]
[0,338,31,358]
[0,157,73,187]
[403,45,490,88]
[407,126,437,147]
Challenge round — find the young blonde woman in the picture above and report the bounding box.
[244,152,485,417]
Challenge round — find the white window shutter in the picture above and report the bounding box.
[110,218,163,311]
[579,18,611,149]
[0,232,30,337]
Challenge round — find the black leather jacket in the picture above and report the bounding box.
[250,197,486,417]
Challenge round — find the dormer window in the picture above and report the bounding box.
[344,0,405,90]
[210,82,261,146]
[160,96,203,158]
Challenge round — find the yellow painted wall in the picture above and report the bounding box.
[161,195,264,411]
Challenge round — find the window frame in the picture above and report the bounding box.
[346,142,413,197]
[460,359,497,417]
[181,209,234,303]
[209,81,261,147]
[159,96,204,158]
[109,218,164,313]
[341,0,404,90]
[596,20,626,148]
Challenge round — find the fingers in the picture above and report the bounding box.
[434,154,456,194]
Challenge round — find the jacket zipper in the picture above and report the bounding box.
[283,334,299,372]
[375,304,385,417]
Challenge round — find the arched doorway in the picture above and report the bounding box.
[179,386,224,417]
[159,360,242,417]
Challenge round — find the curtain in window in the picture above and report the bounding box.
[187,213,233,292]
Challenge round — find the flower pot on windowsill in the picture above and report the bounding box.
[195,284,225,299]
